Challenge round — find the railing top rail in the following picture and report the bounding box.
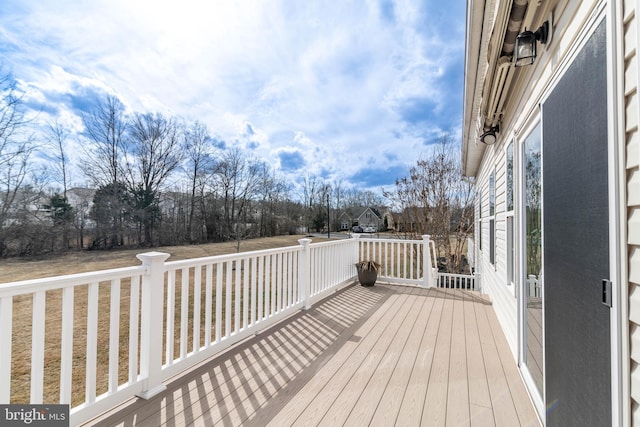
[307,239,355,249]
[0,265,146,297]
[164,244,303,269]
[359,237,424,244]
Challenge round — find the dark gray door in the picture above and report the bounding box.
[542,20,610,426]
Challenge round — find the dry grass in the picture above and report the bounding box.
[1,235,329,406]
[0,235,322,283]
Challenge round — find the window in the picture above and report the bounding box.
[523,122,542,395]
[478,190,482,251]
[506,142,514,211]
[525,125,542,281]
[489,171,495,217]
[506,142,515,286]
[489,170,495,266]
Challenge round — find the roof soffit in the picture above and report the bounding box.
[463,0,530,177]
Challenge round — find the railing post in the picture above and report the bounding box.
[353,233,361,261]
[0,297,12,404]
[298,238,312,310]
[422,235,432,288]
[136,251,170,400]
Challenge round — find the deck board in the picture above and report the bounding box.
[265,287,406,426]
[369,288,436,425]
[476,301,521,427]
[325,286,424,426]
[287,288,413,425]
[394,291,445,426]
[446,291,470,427]
[82,284,540,427]
[465,293,491,410]
[348,287,433,426]
[486,304,540,427]
[421,290,454,426]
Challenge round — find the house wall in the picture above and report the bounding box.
[476,138,518,356]
[625,0,640,423]
[357,208,383,231]
[473,0,623,395]
[468,0,638,422]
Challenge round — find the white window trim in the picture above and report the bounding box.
[488,169,496,269]
[505,140,516,295]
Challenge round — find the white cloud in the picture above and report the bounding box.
[0,0,465,191]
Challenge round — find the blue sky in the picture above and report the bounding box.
[0,0,466,193]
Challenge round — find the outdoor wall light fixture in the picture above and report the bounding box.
[480,125,499,145]
[514,21,550,67]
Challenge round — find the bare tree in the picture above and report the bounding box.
[127,112,182,245]
[337,186,382,210]
[45,119,71,197]
[183,121,215,243]
[255,163,289,237]
[0,68,36,254]
[69,188,93,249]
[82,95,128,186]
[300,175,320,233]
[384,133,474,273]
[43,118,75,250]
[313,182,331,232]
[331,180,344,210]
[81,96,131,247]
[214,148,261,248]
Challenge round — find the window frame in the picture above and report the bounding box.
[477,189,483,252]
[488,169,496,267]
[505,140,515,292]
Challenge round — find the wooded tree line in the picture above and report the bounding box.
[0,68,473,266]
[0,71,385,257]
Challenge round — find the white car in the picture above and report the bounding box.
[363,226,376,233]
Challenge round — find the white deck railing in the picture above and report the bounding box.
[355,234,439,287]
[0,235,475,425]
[437,272,477,289]
[0,265,148,424]
[527,274,541,298]
[467,237,476,270]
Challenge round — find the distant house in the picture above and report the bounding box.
[356,207,382,231]
[0,188,95,227]
[337,207,385,231]
[337,207,360,231]
[66,187,96,229]
[0,189,46,226]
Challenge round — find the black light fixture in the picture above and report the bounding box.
[480,125,499,145]
[514,21,550,67]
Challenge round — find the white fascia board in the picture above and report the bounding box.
[462,0,495,177]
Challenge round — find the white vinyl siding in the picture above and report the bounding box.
[476,142,517,357]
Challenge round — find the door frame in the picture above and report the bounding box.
[531,4,624,424]
[605,0,626,424]
[516,117,545,418]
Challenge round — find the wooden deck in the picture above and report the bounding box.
[82,284,540,427]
